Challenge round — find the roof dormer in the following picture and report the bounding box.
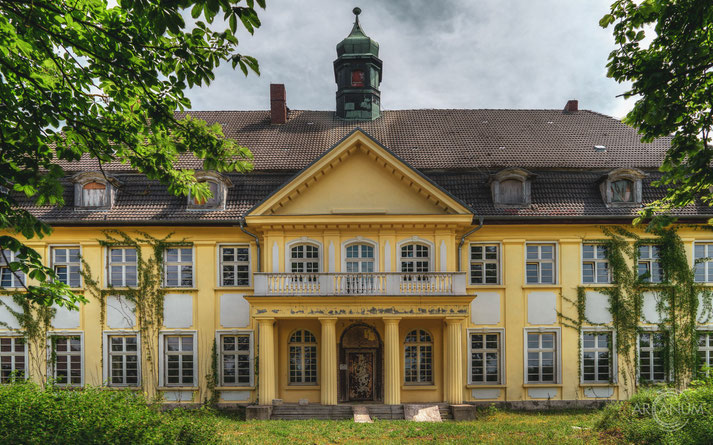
[72,172,117,210]
[187,171,232,211]
[490,168,535,208]
[600,168,647,207]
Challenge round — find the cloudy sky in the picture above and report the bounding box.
[184,0,634,118]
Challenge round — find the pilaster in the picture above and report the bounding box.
[383,317,401,405]
[319,317,338,405]
[257,318,276,405]
[444,317,464,404]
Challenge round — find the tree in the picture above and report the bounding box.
[0,0,264,307]
[600,0,713,221]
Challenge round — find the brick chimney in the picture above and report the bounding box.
[563,99,578,113]
[270,83,287,124]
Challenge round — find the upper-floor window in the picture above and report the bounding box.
[600,168,646,207]
[288,330,317,385]
[582,244,610,284]
[526,243,556,284]
[638,245,663,283]
[490,168,534,207]
[290,244,319,274]
[219,246,250,287]
[187,172,230,211]
[694,242,713,283]
[401,244,430,274]
[72,172,114,209]
[345,244,374,273]
[108,247,137,287]
[0,250,25,288]
[351,70,365,87]
[164,247,193,287]
[51,247,81,288]
[404,329,433,385]
[470,244,499,285]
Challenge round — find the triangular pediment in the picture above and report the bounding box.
[248,129,472,217]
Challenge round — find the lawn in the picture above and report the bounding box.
[210,410,608,445]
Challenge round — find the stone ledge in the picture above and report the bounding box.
[450,404,477,421]
[246,405,273,420]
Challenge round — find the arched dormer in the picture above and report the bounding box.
[187,171,232,211]
[600,168,646,207]
[72,172,117,210]
[490,168,535,207]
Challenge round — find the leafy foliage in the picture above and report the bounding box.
[0,0,262,307]
[601,1,713,218]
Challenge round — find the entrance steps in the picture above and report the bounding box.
[269,403,453,421]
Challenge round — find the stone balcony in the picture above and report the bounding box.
[253,272,467,296]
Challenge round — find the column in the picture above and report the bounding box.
[257,318,276,405]
[319,318,338,405]
[383,317,401,405]
[444,317,464,404]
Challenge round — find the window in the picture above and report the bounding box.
[288,330,317,385]
[582,331,613,383]
[82,181,108,207]
[50,335,82,386]
[0,250,24,288]
[51,247,81,288]
[108,247,137,287]
[526,244,556,284]
[219,333,252,386]
[582,244,610,284]
[698,332,713,375]
[164,335,195,386]
[187,173,231,210]
[164,247,193,287]
[469,332,501,384]
[0,337,25,382]
[610,179,633,203]
[526,332,557,383]
[191,181,221,208]
[72,172,114,209]
[639,332,667,382]
[107,335,139,386]
[404,329,433,384]
[638,245,663,283]
[694,243,713,283]
[351,70,365,87]
[401,244,430,275]
[290,245,319,275]
[219,246,250,287]
[499,179,524,205]
[601,168,645,206]
[345,243,375,293]
[490,168,533,207]
[470,244,499,285]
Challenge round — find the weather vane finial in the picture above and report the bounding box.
[353,7,361,24]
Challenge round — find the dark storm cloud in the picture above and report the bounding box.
[184,0,634,118]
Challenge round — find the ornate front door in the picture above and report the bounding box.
[346,350,375,401]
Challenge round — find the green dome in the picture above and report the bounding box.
[336,9,379,57]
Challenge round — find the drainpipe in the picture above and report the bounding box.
[239,218,261,272]
[457,217,485,272]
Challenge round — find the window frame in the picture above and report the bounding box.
[580,328,617,384]
[285,239,323,276]
[106,246,138,288]
[403,329,434,385]
[600,168,646,207]
[581,243,611,284]
[523,327,562,384]
[469,243,501,285]
[0,333,27,383]
[0,250,25,288]
[468,328,505,385]
[490,168,534,208]
[215,330,254,387]
[637,330,669,383]
[158,331,198,387]
[163,246,194,288]
[698,328,713,376]
[102,331,141,387]
[638,244,664,284]
[47,331,84,387]
[72,172,114,210]
[217,244,251,288]
[342,239,378,273]
[693,241,713,283]
[287,329,318,386]
[399,243,432,276]
[524,242,558,285]
[49,245,82,288]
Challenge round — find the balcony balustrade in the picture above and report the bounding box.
[253,272,466,296]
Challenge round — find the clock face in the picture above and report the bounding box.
[351,70,365,87]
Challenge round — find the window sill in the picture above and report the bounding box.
[579,383,617,387]
[158,386,198,391]
[466,384,506,389]
[102,386,142,391]
[521,284,561,289]
[285,385,320,390]
[467,284,506,289]
[581,284,616,288]
[215,386,255,391]
[522,383,563,388]
[161,288,198,291]
[215,287,253,291]
[401,385,437,390]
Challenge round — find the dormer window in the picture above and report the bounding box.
[490,168,534,207]
[72,172,115,210]
[187,172,230,211]
[601,168,646,207]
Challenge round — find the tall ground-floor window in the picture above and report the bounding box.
[698,331,713,375]
[163,334,195,386]
[581,331,614,383]
[288,330,317,385]
[49,334,83,387]
[525,331,558,383]
[0,336,25,382]
[106,333,140,386]
[219,332,253,386]
[469,331,502,384]
[639,332,667,382]
[404,329,433,384]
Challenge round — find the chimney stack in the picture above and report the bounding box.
[270,83,287,124]
[563,99,578,113]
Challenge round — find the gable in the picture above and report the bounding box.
[248,130,472,217]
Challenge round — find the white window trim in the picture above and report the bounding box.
[469,242,502,285]
[403,329,435,385]
[102,330,141,387]
[523,327,562,384]
[524,242,559,285]
[581,242,611,285]
[215,330,254,387]
[158,330,198,388]
[163,246,195,288]
[105,246,139,288]
[0,331,28,381]
[636,327,670,383]
[284,238,324,273]
[0,250,25,288]
[698,326,713,376]
[216,244,252,288]
[48,245,83,288]
[467,328,506,385]
[693,241,713,283]
[46,331,84,387]
[397,237,436,272]
[287,328,319,386]
[341,237,379,273]
[638,243,663,284]
[580,327,618,384]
